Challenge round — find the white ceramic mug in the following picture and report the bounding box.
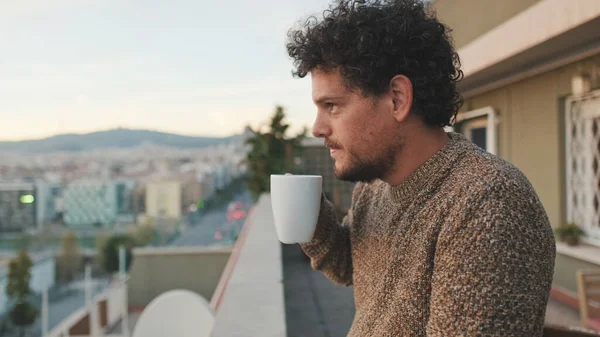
[270,174,322,244]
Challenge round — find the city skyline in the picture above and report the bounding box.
[0,0,329,141]
[0,126,241,143]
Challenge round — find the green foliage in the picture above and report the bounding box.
[245,106,307,198]
[9,301,38,331]
[204,176,247,210]
[554,222,585,241]
[102,235,136,274]
[131,220,155,247]
[95,232,111,268]
[56,231,82,283]
[6,249,38,335]
[6,250,33,300]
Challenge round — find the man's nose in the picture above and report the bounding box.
[312,113,331,138]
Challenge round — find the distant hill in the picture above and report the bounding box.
[0,128,241,153]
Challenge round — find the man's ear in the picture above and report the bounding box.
[389,75,413,123]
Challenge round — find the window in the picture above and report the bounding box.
[453,106,498,155]
[566,90,600,244]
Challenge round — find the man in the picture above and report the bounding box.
[285,0,556,336]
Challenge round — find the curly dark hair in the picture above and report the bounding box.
[286,0,463,127]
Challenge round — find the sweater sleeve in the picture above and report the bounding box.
[426,181,556,336]
[299,183,363,286]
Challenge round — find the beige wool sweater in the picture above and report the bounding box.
[300,133,556,337]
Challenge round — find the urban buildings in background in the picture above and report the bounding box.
[0,180,65,233]
[0,139,248,234]
[62,179,136,228]
[0,182,37,233]
[146,180,183,220]
[0,132,251,329]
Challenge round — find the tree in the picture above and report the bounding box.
[56,231,82,283]
[245,106,307,198]
[130,219,155,247]
[9,303,38,337]
[102,235,136,274]
[6,249,38,337]
[95,232,111,269]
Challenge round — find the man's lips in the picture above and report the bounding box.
[325,140,342,156]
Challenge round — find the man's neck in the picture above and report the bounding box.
[384,127,450,186]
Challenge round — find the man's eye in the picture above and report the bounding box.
[326,103,335,109]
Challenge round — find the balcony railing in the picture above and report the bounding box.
[211,194,286,336]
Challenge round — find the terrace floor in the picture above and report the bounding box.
[282,244,355,337]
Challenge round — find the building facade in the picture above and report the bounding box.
[432,0,600,309]
[0,182,37,233]
[145,180,182,220]
[34,181,62,229]
[115,179,136,224]
[63,180,119,228]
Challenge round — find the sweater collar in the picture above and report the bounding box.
[387,132,469,204]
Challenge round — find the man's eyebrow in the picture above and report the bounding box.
[313,95,344,104]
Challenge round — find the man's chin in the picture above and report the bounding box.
[334,166,358,182]
[335,164,382,183]
[333,166,346,180]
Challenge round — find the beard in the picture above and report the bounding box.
[334,144,400,183]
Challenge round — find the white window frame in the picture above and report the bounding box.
[453,106,498,155]
[565,89,600,246]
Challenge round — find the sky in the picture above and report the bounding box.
[0,0,331,141]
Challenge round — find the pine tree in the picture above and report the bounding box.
[245,106,306,198]
[6,249,38,337]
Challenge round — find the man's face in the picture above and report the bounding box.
[311,68,403,183]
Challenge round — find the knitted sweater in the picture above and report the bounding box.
[300,133,556,337]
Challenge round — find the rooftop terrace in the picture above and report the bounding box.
[46,193,599,336]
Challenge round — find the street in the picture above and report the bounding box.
[170,190,253,247]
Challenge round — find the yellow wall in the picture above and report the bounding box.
[460,55,600,229]
[433,0,541,48]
